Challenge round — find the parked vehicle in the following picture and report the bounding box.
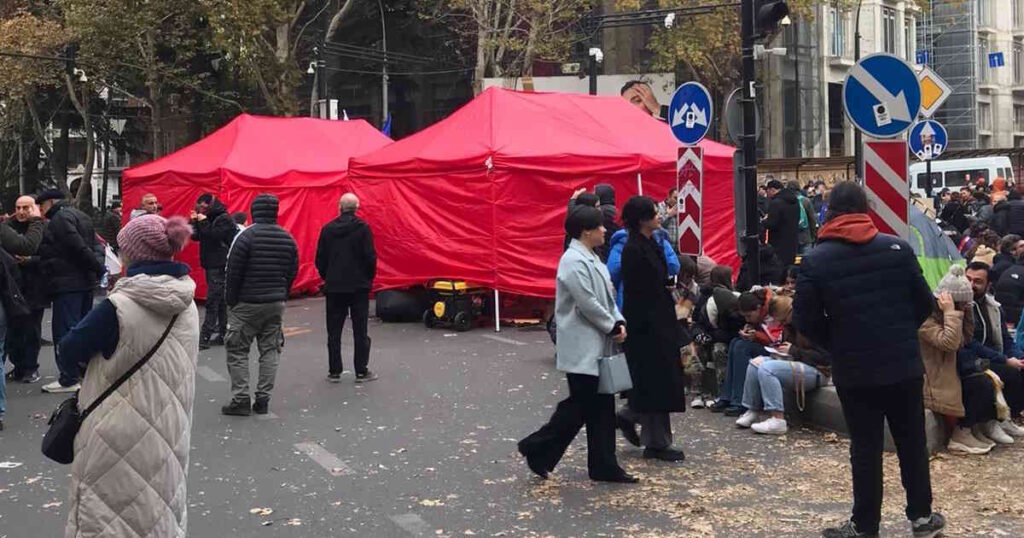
[910,156,1014,198]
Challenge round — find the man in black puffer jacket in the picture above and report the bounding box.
[316,193,378,383]
[3,195,46,384]
[191,193,238,349]
[794,183,943,538]
[221,194,297,417]
[763,179,801,268]
[593,184,619,261]
[29,190,104,393]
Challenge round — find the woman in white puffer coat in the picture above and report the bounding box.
[60,214,199,538]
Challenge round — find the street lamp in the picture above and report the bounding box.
[378,0,389,123]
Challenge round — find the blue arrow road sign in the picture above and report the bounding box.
[908,120,948,161]
[668,82,713,146]
[842,53,922,138]
[989,52,1005,68]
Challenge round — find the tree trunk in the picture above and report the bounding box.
[66,75,95,210]
[144,31,164,159]
[473,25,489,95]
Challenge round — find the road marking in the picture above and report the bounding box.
[196,365,226,383]
[282,327,312,338]
[390,513,430,536]
[294,442,353,476]
[481,334,526,346]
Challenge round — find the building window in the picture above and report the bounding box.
[980,102,993,131]
[1016,40,1024,85]
[830,8,846,57]
[979,36,991,83]
[1015,105,1024,131]
[882,7,897,54]
[978,0,992,27]
[1017,0,1024,28]
[904,16,914,61]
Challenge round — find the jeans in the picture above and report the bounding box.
[52,291,93,386]
[326,292,371,376]
[225,302,285,401]
[836,377,933,534]
[741,359,825,412]
[201,266,228,341]
[720,338,765,406]
[0,302,7,418]
[7,309,43,376]
[518,373,622,478]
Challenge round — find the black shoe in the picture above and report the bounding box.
[590,472,639,484]
[326,373,342,383]
[19,371,40,384]
[516,442,549,479]
[355,371,379,383]
[822,520,879,538]
[40,337,52,347]
[708,400,729,413]
[617,415,641,447]
[0,418,4,431]
[724,406,746,417]
[252,396,269,415]
[643,447,686,462]
[221,398,252,416]
[199,340,211,351]
[4,370,20,382]
[209,335,225,347]
[912,513,945,538]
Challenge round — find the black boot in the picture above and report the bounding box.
[221,397,252,416]
[252,396,270,415]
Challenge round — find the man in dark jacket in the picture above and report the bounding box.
[27,191,104,393]
[95,200,122,253]
[191,193,238,349]
[221,194,297,416]
[963,262,1024,419]
[763,179,801,268]
[316,193,378,383]
[995,258,1024,325]
[3,195,45,383]
[594,184,619,261]
[793,183,944,538]
[990,234,1023,284]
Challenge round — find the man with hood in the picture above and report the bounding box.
[794,182,944,538]
[222,194,298,416]
[191,193,238,349]
[316,193,378,384]
[594,184,619,262]
[763,179,801,268]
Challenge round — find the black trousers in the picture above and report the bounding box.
[989,362,1024,416]
[7,308,44,375]
[517,373,621,478]
[326,292,371,376]
[835,377,932,534]
[201,267,227,341]
[961,373,997,427]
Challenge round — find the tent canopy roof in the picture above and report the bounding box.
[350,87,734,177]
[124,114,392,181]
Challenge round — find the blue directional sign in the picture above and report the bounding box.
[989,52,1005,68]
[668,81,713,146]
[842,53,922,138]
[908,119,948,161]
[915,50,928,65]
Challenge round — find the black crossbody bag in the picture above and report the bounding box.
[42,315,179,465]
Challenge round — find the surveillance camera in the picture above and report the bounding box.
[73,68,87,83]
[307,62,317,75]
[588,47,604,63]
[780,15,792,26]
[664,13,676,29]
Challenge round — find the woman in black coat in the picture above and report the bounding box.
[615,196,687,462]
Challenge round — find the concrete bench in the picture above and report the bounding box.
[783,384,947,453]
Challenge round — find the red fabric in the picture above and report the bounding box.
[350,87,738,298]
[122,114,392,299]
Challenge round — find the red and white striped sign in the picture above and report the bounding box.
[677,146,703,256]
[863,139,909,239]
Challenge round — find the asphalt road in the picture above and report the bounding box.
[2,297,1023,537]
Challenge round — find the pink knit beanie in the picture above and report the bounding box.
[117,214,191,262]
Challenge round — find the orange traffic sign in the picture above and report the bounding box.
[917,66,952,118]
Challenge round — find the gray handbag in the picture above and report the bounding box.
[597,340,633,394]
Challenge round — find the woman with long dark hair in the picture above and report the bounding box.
[615,196,687,462]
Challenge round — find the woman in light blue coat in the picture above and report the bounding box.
[518,206,637,484]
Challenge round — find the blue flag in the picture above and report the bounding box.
[382,113,392,137]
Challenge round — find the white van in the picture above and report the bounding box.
[909,156,1014,198]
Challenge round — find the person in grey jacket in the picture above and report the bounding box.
[518,206,638,484]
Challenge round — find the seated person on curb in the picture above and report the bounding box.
[712,286,787,417]
[692,265,743,409]
[920,266,1021,455]
[963,262,1024,431]
[734,288,832,435]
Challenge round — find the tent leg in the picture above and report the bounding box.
[637,172,643,195]
[494,289,500,333]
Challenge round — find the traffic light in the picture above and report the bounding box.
[753,0,789,41]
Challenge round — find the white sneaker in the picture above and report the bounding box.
[971,425,998,449]
[735,410,760,428]
[751,417,788,435]
[998,419,1024,438]
[42,381,80,394]
[690,396,706,409]
[948,427,992,455]
[981,420,1015,445]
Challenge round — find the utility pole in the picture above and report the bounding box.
[378,0,389,122]
[741,0,761,282]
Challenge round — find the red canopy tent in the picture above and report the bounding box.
[122,114,392,298]
[349,87,737,298]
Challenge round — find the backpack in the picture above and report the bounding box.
[797,194,809,231]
